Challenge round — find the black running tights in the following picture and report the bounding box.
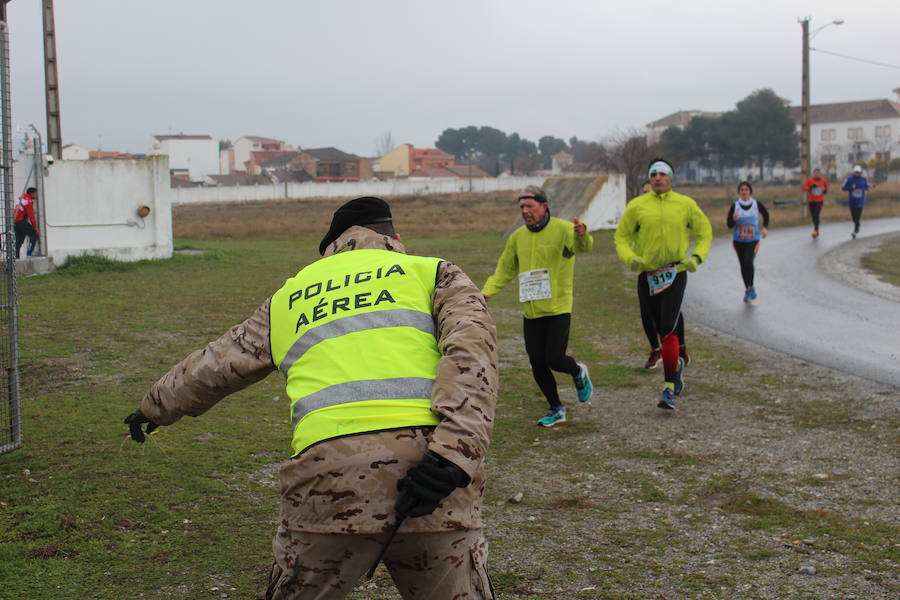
[636,271,687,339]
[523,313,580,408]
[808,202,822,231]
[849,205,863,233]
[638,273,684,349]
[732,240,759,288]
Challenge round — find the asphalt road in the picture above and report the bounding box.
[683,216,900,388]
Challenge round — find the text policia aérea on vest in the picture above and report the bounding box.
[270,249,444,456]
[283,261,409,332]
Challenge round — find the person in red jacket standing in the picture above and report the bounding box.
[801,168,828,239]
[14,187,40,258]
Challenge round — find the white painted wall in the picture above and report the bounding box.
[579,174,626,230]
[42,156,173,264]
[171,175,546,205]
[151,137,219,181]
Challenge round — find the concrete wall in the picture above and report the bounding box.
[505,174,626,234]
[42,156,173,264]
[171,174,546,205]
[579,174,626,229]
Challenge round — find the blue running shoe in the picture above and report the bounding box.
[537,406,566,427]
[658,388,676,410]
[742,289,751,303]
[673,357,685,396]
[574,362,593,403]
[748,287,757,300]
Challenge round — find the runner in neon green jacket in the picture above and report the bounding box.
[482,215,594,319]
[614,159,712,411]
[614,188,712,272]
[482,185,594,428]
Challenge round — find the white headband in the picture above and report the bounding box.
[648,161,673,178]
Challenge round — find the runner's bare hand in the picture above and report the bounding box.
[573,218,586,236]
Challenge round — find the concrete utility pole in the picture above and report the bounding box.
[800,17,810,181]
[799,17,844,182]
[42,0,61,159]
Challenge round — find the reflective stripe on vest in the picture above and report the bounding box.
[270,249,443,456]
[291,376,434,426]
[279,308,436,374]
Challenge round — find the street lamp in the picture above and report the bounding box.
[800,17,844,180]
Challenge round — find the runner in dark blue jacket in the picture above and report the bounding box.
[841,165,869,238]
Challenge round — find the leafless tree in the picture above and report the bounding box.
[374,131,396,157]
[816,143,841,180]
[593,128,658,200]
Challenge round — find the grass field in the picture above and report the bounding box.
[2,191,898,599]
[861,234,900,287]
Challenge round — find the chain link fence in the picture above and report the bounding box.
[0,18,22,455]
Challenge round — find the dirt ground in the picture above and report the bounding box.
[172,192,898,599]
[477,325,898,599]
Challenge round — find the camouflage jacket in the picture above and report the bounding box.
[140,226,499,534]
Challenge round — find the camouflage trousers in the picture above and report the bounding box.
[261,527,494,600]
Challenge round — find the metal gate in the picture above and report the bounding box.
[0,17,22,455]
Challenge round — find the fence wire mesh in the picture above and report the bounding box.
[0,19,22,455]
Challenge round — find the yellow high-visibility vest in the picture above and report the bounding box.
[270,249,443,456]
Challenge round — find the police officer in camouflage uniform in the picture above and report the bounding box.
[124,196,499,599]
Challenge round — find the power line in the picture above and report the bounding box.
[811,47,900,70]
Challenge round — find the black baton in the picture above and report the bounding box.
[365,452,440,579]
[364,510,408,580]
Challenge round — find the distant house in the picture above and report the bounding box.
[645,110,723,144]
[224,136,294,174]
[297,147,373,182]
[551,151,574,174]
[150,134,218,182]
[645,89,900,181]
[788,89,900,178]
[379,144,456,177]
[254,152,315,183]
[245,151,299,175]
[61,144,89,160]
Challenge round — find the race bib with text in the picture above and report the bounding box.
[518,268,552,302]
[647,265,677,296]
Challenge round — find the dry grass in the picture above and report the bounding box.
[173,184,900,241]
[173,192,520,240]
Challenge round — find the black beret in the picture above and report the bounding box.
[319,196,393,255]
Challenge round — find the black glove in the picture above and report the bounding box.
[395,452,470,518]
[124,409,159,443]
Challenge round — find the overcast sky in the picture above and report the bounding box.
[6,0,899,157]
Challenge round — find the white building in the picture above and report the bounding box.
[222,136,294,174]
[149,134,218,182]
[644,88,900,181]
[645,110,723,145]
[789,88,900,178]
[61,144,89,160]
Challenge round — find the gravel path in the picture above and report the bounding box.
[353,232,900,600]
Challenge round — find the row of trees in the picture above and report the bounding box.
[433,125,656,198]
[425,89,804,198]
[658,89,799,180]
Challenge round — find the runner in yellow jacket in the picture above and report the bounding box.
[614,159,712,410]
[482,185,594,427]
